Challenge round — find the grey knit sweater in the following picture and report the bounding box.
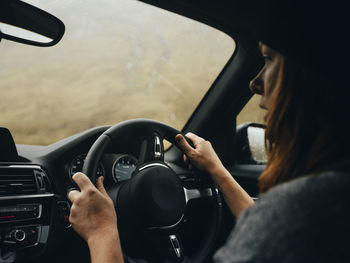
[214,171,350,263]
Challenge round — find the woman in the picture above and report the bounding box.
[174,43,283,218]
[177,43,350,262]
[68,1,350,262]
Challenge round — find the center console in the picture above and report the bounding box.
[0,164,55,261]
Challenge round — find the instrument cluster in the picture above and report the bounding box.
[68,154,138,183]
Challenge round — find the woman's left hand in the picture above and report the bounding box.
[68,173,117,243]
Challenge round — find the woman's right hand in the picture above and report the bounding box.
[176,132,254,218]
[175,132,224,175]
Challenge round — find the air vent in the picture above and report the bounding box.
[0,173,37,196]
[0,165,51,197]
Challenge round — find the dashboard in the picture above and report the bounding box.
[0,126,125,261]
[0,125,209,263]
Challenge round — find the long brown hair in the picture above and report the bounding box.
[259,56,350,193]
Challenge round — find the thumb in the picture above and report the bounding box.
[175,134,194,155]
[96,176,108,196]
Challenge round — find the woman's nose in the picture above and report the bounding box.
[249,74,264,95]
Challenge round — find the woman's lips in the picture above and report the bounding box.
[258,98,269,122]
[259,100,268,110]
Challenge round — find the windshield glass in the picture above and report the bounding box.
[0,0,235,145]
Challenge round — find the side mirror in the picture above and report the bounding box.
[0,0,65,46]
[236,123,267,165]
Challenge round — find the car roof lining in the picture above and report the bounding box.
[137,0,256,39]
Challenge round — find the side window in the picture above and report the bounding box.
[236,95,267,164]
[236,95,265,125]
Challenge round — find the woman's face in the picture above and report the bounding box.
[249,43,284,110]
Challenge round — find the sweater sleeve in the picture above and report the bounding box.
[213,171,350,263]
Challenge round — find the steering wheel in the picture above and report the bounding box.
[82,119,222,263]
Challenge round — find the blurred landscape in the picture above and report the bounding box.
[0,0,262,145]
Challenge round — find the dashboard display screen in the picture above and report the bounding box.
[113,155,137,182]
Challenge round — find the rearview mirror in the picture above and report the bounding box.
[236,123,267,165]
[0,0,65,46]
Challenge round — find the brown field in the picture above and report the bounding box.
[237,95,265,125]
[0,0,262,146]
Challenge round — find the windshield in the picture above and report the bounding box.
[0,0,235,145]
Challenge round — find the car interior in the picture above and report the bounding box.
[0,0,266,262]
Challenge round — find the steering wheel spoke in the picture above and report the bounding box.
[144,230,185,262]
[138,132,164,165]
[167,234,185,262]
[184,187,214,203]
